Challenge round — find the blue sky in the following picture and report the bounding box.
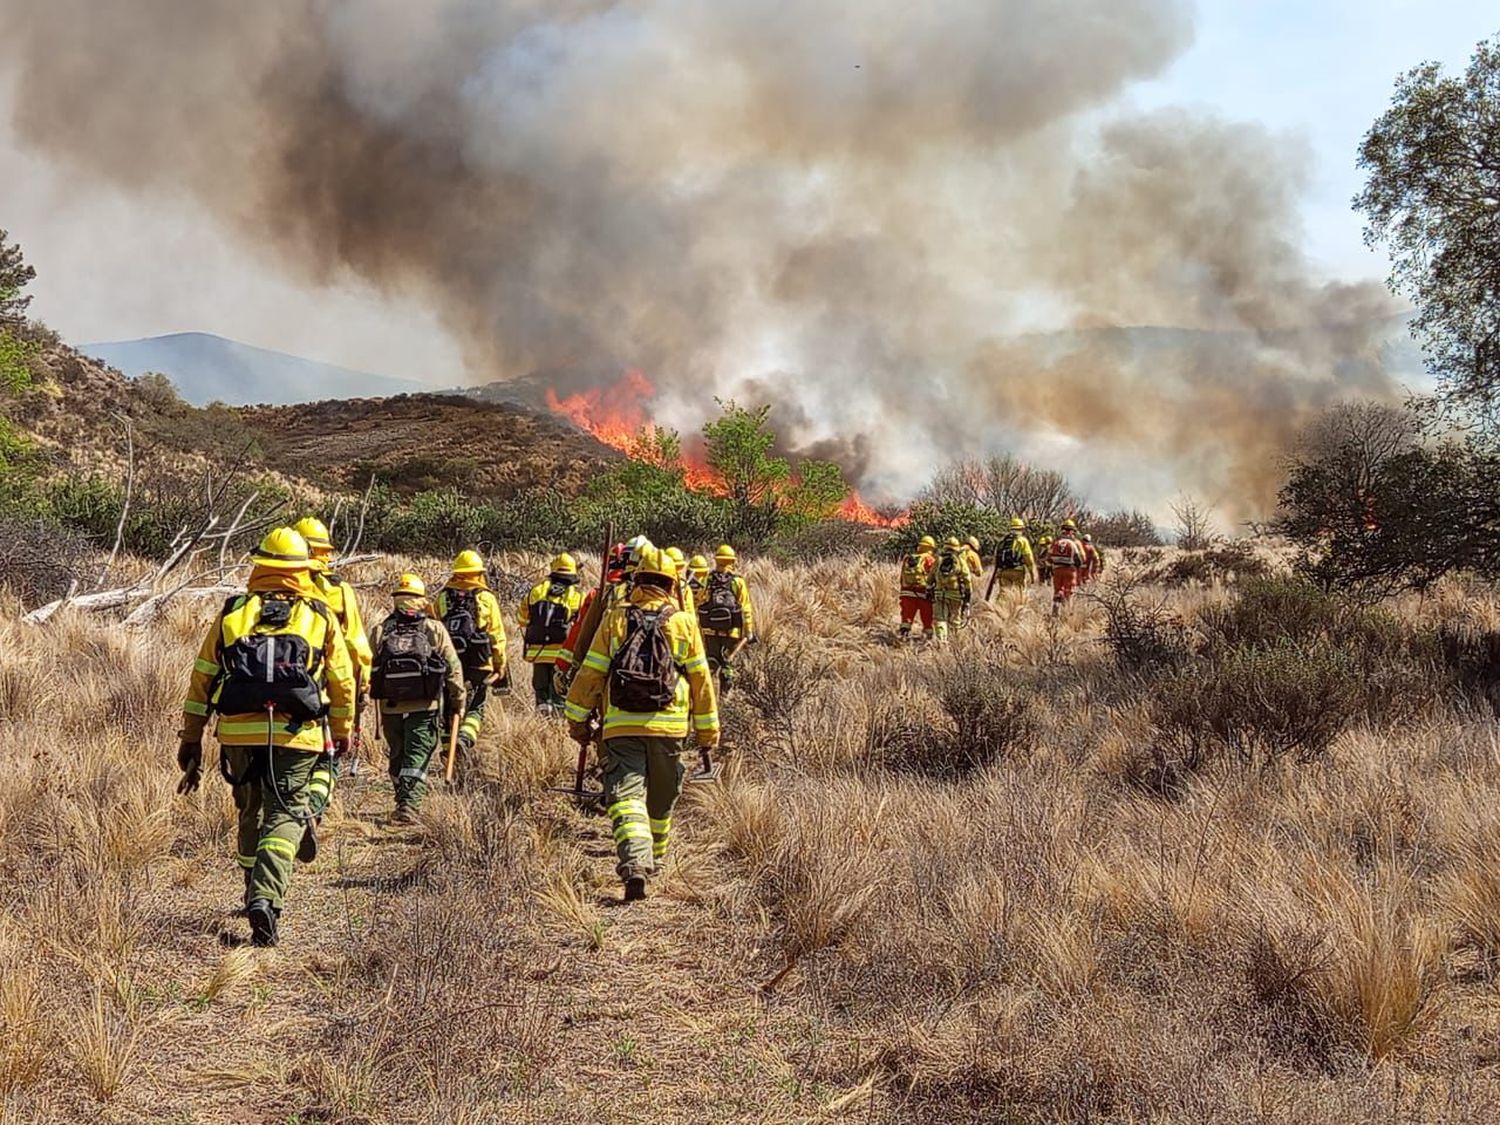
[1130,2,1495,281]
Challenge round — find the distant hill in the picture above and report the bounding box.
[9,341,619,504]
[81,332,431,406]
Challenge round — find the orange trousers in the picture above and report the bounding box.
[1052,567,1081,604]
[899,595,934,632]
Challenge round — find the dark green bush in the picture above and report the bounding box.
[1094,582,1193,670]
[881,658,1036,779]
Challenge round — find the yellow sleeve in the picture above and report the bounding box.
[517,586,534,629]
[737,577,755,637]
[340,581,373,693]
[480,590,507,670]
[676,613,720,745]
[322,614,357,741]
[563,608,616,722]
[181,614,224,740]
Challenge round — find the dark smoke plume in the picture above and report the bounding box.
[0,0,1401,516]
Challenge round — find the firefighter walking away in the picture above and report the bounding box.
[175,527,356,948]
[434,550,508,778]
[564,546,719,902]
[519,553,584,713]
[369,574,466,824]
[698,544,754,697]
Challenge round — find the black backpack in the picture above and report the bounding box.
[371,612,446,704]
[441,588,493,679]
[698,570,743,633]
[214,595,327,725]
[996,534,1024,570]
[524,581,575,648]
[609,607,678,712]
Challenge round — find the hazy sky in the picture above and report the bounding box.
[0,2,1492,386]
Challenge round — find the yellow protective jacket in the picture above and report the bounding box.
[313,569,373,696]
[964,547,983,580]
[181,569,356,752]
[518,578,584,664]
[993,534,1039,584]
[701,569,754,639]
[564,587,720,746]
[368,611,466,716]
[435,577,508,676]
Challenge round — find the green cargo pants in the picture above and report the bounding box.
[384,709,442,814]
[458,679,489,750]
[602,736,686,881]
[704,634,739,696]
[225,745,321,909]
[933,594,965,642]
[531,662,565,708]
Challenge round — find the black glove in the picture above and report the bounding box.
[176,740,203,795]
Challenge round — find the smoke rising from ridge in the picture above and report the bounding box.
[0,0,1401,517]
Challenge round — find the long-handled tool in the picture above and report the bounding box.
[688,746,722,784]
[547,524,613,804]
[549,731,606,802]
[443,711,462,784]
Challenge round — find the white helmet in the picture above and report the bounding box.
[625,534,654,564]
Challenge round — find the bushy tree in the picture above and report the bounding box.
[1356,36,1500,421]
[0,228,35,327]
[1089,508,1164,547]
[920,454,1079,521]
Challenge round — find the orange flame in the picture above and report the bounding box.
[545,370,906,527]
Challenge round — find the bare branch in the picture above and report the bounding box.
[95,414,134,590]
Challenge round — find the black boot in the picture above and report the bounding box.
[623,876,648,903]
[296,819,318,863]
[247,899,279,947]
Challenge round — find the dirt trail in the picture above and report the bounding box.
[66,712,846,1125]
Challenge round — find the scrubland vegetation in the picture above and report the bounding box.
[5,548,1500,1122]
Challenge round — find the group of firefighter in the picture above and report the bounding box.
[174,520,753,946]
[898,517,1106,641]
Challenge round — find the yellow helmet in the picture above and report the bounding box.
[714,544,737,564]
[294,516,333,553]
[1062,518,1078,531]
[665,546,686,571]
[550,552,578,576]
[392,573,427,599]
[452,549,486,575]
[917,535,937,552]
[945,536,962,550]
[1010,517,1025,530]
[966,535,981,551]
[634,545,678,582]
[688,554,710,575]
[252,527,311,571]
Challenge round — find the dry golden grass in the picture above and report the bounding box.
[5,550,1500,1120]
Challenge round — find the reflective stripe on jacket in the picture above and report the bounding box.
[181,570,356,751]
[435,579,508,675]
[369,612,466,716]
[701,570,754,639]
[314,570,373,693]
[563,588,719,744]
[518,579,584,663]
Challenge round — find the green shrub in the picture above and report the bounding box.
[880,658,1036,779]
[1149,640,1362,780]
[1094,582,1194,670]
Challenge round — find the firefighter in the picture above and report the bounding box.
[564,546,719,902]
[175,527,356,947]
[434,550,508,771]
[1036,534,1055,586]
[554,544,630,688]
[368,574,465,823]
[960,535,984,624]
[518,553,584,712]
[899,535,937,640]
[1079,532,1101,586]
[686,554,711,602]
[1048,520,1089,608]
[986,517,1038,597]
[293,516,372,823]
[698,544,755,696]
[665,546,696,615]
[1083,533,1106,582]
[932,537,971,643]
